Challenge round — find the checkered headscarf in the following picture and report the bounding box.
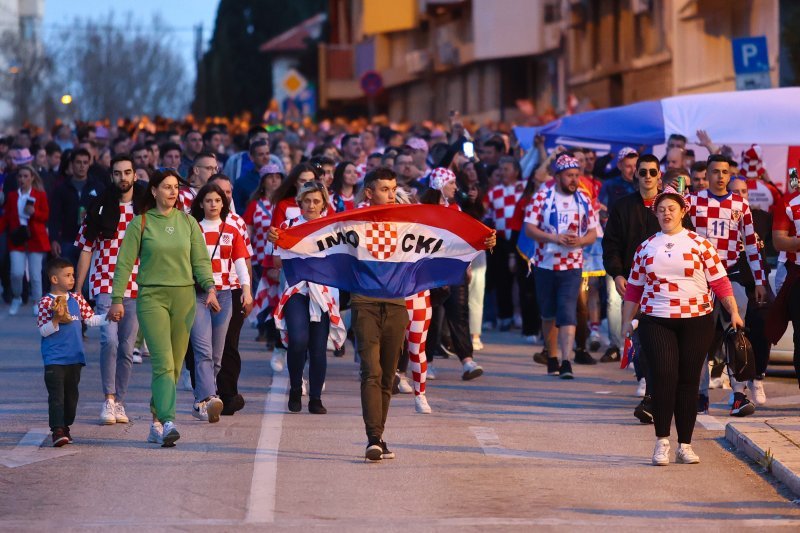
[554,154,581,173]
[740,144,764,179]
[430,167,456,191]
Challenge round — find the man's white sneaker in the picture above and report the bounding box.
[206,397,223,423]
[8,298,21,316]
[414,394,432,414]
[748,379,767,405]
[270,348,286,373]
[462,360,483,381]
[652,438,670,466]
[147,421,163,444]
[161,421,180,447]
[676,443,700,464]
[114,402,129,423]
[397,374,413,394]
[132,349,143,364]
[472,338,485,351]
[192,400,209,421]
[426,364,437,380]
[636,378,646,398]
[100,399,117,425]
[179,368,193,391]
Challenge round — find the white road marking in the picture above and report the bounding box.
[594,391,612,394]
[696,414,726,431]
[244,374,288,524]
[0,428,78,468]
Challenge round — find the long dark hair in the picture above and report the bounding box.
[191,182,230,222]
[271,162,318,205]
[141,168,182,212]
[420,188,443,205]
[331,161,358,196]
[249,170,284,203]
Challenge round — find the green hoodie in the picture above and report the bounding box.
[112,208,214,303]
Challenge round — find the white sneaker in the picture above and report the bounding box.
[636,378,646,398]
[147,421,163,444]
[132,349,143,364]
[8,298,21,316]
[270,348,286,373]
[748,379,767,405]
[414,394,432,414]
[301,378,308,396]
[462,360,483,381]
[192,400,209,421]
[426,364,437,380]
[652,438,670,466]
[114,402,129,423]
[161,421,180,447]
[472,337,485,351]
[676,443,700,464]
[100,399,117,425]
[206,397,223,423]
[397,374,413,394]
[524,334,541,345]
[179,368,193,391]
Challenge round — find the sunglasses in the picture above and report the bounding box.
[638,168,658,178]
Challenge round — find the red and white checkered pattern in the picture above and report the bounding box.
[74,203,138,298]
[740,144,765,179]
[486,182,524,240]
[178,187,196,215]
[242,198,273,265]
[774,191,800,266]
[628,230,726,318]
[355,163,367,183]
[200,219,249,290]
[687,190,765,285]
[273,282,346,349]
[364,222,398,260]
[405,290,431,395]
[225,213,254,289]
[37,292,95,328]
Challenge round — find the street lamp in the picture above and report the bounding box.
[60,94,72,105]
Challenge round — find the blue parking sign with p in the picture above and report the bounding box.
[732,36,769,74]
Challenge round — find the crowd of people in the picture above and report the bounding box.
[1,115,798,465]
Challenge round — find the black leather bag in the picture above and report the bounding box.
[9,225,30,246]
[724,328,756,382]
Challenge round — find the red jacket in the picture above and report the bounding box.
[0,189,51,252]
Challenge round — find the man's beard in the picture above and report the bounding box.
[116,181,133,193]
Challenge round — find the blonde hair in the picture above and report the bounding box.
[16,165,45,192]
[295,180,330,210]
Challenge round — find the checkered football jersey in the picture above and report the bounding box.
[199,219,249,290]
[524,188,596,271]
[74,202,138,298]
[486,181,525,240]
[178,187,197,215]
[37,292,95,328]
[687,190,765,285]
[242,198,273,265]
[628,229,726,318]
[226,212,254,289]
[773,190,800,266]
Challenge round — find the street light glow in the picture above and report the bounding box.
[61,94,73,105]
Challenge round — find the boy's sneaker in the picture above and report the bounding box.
[365,442,383,462]
[636,378,647,398]
[559,360,574,379]
[635,396,654,424]
[380,440,395,459]
[414,394,432,414]
[730,393,756,417]
[397,374,413,394]
[748,379,767,405]
[462,360,483,381]
[147,421,163,444]
[652,438,670,466]
[52,428,69,447]
[426,364,437,380]
[533,348,549,365]
[697,394,709,414]
[206,397,224,423]
[114,402,129,423]
[161,421,180,447]
[676,443,700,464]
[270,348,286,373]
[573,348,596,365]
[100,399,117,425]
[192,400,209,421]
[8,297,21,316]
[546,357,560,376]
[600,346,620,363]
[132,349,143,364]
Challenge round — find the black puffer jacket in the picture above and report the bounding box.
[82,181,148,241]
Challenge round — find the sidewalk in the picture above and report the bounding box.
[727,418,800,498]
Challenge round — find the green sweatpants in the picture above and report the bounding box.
[136,285,196,423]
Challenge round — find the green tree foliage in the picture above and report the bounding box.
[193,0,326,119]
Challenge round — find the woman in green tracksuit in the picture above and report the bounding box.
[109,169,217,447]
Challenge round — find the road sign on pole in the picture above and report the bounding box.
[280,69,308,98]
[732,36,771,91]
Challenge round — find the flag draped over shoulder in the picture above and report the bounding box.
[275,204,492,298]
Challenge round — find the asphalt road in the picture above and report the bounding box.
[2,308,800,532]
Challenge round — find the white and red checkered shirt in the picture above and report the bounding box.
[178,187,197,215]
[74,202,138,298]
[226,212,254,289]
[774,190,800,266]
[242,198,273,265]
[628,229,726,318]
[486,181,525,240]
[37,292,95,327]
[199,219,249,290]
[687,190,765,285]
[524,187,595,271]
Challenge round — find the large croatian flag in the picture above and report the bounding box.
[276,204,492,298]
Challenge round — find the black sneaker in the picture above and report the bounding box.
[546,357,560,376]
[221,394,246,416]
[533,349,549,365]
[288,387,302,413]
[380,440,395,460]
[559,360,574,379]
[365,441,383,462]
[573,348,597,365]
[64,426,73,443]
[600,346,620,363]
[730,393,756,417]
[634,396,654,424]
[697,393,709,414]
[52,428,69,447]
[308,398,327,414]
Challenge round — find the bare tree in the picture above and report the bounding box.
[50,13,190,120]
[0,29,53,126]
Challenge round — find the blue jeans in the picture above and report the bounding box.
[534,267,582,327]
[285,293,329,398]
[190,290,233,401]
[95,293,139,403]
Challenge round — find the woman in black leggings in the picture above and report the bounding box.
[621,186,743,466]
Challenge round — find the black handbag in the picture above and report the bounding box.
[9,225,30,246]
[724,327,756,382]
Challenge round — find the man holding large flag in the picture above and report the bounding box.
[272,167,495,462]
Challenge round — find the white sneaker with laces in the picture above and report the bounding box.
[9,297,21,316]
[161,421,180,447]
[192,400,209,421]
[100,399,117,425]
[179,368,193,391]
[748,379,767,405]
[636,378,646,398]
[147,421,163,444]
[114,402,129,423]
[426,364,437,380]
[462,360,483,380]
[414,394,432,414]
[676,443,700,464]
[652,438,670,466]
[270,348,286,373]
[132,349,143,364]
[397,374,413,394]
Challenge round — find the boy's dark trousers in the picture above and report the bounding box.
[44,364,82,430]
